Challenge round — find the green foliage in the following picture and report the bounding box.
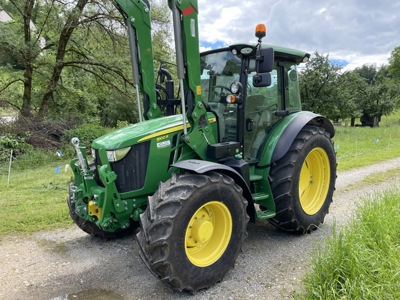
[13,149,63,170]
[388,46,400,81]
[296,188,400,300]
[354,64,379,84]
[353,65,397,118]
[300,53,397,122]
[0,133,33,162]
[0,0,174,122]
[100,91,139,127]
[62,123,107,148]
[330,71,363,121]
[300,52,344,121]
[0,18,36,69]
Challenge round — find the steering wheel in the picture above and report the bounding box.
[210,85,231,104]
[214,85,231,95]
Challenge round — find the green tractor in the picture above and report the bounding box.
[68,0,336,292]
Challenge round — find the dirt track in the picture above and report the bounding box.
[1,157,400,300]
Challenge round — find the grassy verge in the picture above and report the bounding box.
[295,188,400,300]
[0,159,73,235]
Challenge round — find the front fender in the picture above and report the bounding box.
[172,159,256,222]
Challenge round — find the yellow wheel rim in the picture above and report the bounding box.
[185,201,232,267]
[299,147,330,215]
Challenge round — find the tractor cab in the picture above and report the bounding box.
[200,43,308,162]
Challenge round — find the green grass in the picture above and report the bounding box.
[295,189,400,300]
[333,110,400,170]
[362,167,400,184]
[0,160,74,235]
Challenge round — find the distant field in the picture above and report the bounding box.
[333,110,400,170]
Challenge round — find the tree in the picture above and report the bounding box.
[299,52,343,121]
[387,46,400,108]
[300,52,397,126]
[38,0,89,117]
[351,65,396,126]
[353,64,378,85]
[0,0,173,123]
[388,46,400,81]
[334,71,364,125]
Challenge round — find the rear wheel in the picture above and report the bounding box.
[268,125,336,233]
[136,172,248,292]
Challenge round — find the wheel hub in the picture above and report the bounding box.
[185,201,232,267]
[192,219,214,243]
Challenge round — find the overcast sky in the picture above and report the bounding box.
[196,0,399,70]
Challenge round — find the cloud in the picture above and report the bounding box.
[199,41,226,52]
[196,0,399,69]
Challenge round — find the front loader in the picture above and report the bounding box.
[67,0,336,292]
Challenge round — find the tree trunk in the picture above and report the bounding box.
[38,0,88,118]
[350,117,355,127]
[20,0,35,118]
[21,64,33,117]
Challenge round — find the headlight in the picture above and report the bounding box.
[91,148,96,159]
[106,147,131,162]
[240,47,254,55]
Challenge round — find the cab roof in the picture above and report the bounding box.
[201,43,310,65]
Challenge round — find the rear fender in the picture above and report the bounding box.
[259,111,334,166]
[172,159,256,222]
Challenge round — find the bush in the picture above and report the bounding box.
[63,123,107,151]
[0,133,33,162]
[100,93,138,127]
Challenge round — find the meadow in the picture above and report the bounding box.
[0,156,72,235]
[333,111,400,170]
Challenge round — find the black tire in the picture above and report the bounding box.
[67,184,138,239]
[136,172,248,293]
[268,125,336,233]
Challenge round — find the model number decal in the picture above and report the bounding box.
[157,140,171,149]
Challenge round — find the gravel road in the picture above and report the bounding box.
[1,157,400,300]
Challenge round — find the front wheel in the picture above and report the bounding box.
[268,125,336,233]
[136,172,248,292]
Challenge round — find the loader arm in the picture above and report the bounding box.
[169,0,217,159]
[112,0,162,120]
[113,0,217,158]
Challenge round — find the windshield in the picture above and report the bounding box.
[200,50,241,142]
[201,50,241,103]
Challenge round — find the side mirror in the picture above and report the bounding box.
[255,48,274,73]
[253,73,271,87]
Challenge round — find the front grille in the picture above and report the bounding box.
[94,141,150,193]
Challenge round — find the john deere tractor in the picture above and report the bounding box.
[68,0,336,292]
